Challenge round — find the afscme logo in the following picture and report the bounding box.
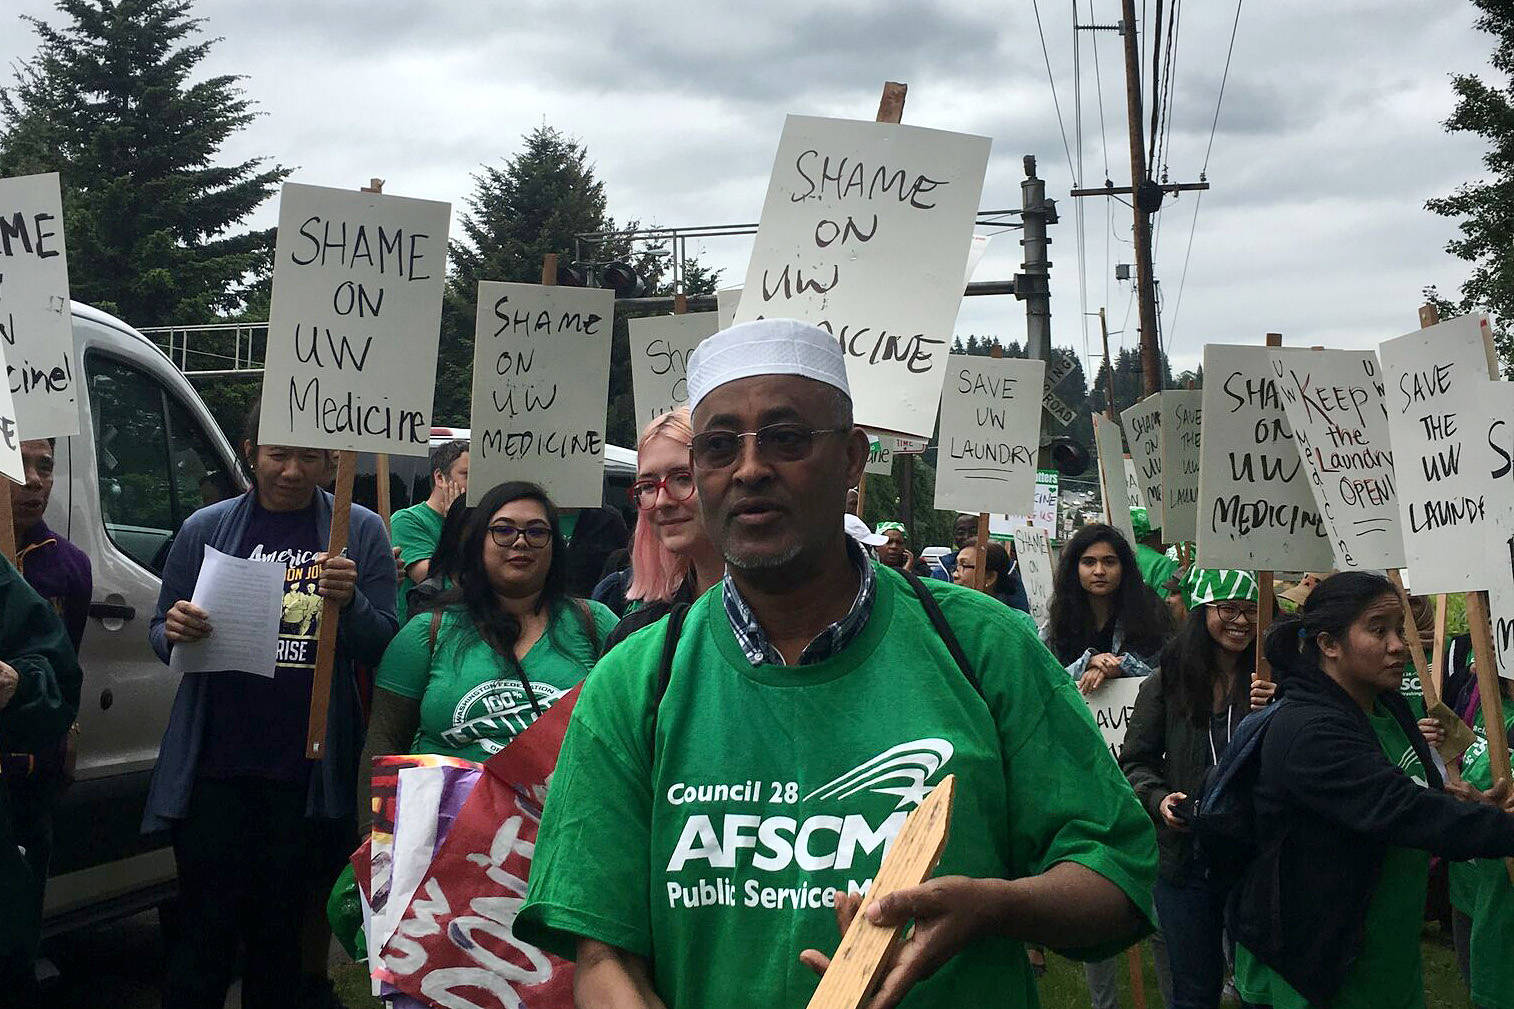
[804,738,954,809]
[664,739,954,874]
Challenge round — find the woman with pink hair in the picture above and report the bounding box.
[602,408,724,651]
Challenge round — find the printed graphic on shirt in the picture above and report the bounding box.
[249,545,322,670]
[662,738,954,912]
[445,679,565,755]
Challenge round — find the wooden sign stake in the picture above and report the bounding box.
[1431,594,1449,700]
[0,478,16,566]
[305,448,355,758]
[542,253,557,287]
[1252,333,1283,684]
[306,175,385,756]
[805,775,954,1009]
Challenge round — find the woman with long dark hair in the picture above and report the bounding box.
[1230,571,1514,1009]
[1045,523,1172,692]
[1121,568,1276,1009]
[359,482,616,824]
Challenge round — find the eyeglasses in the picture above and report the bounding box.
[1209,601,1259,623]
[690,423,850,469]
[629,469,696,510]
[488,523,552,549]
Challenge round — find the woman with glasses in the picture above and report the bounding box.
[1120,568,1275,1009]
[603,409,725,652]
[358,482,616,824]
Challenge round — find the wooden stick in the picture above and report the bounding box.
[805,776,954,1009]
[1253,332,1284,685]
[875,81,908,124]
[542,253,557,287]
[1465,590,1513,787]
[673,293,688,315]
[0,479,16,566]
[305,449,355,758]
[1126,946,1148,1009]
[855,474,867,518]
[1432,594,1449,701]
[1387,570,1439,708]
[974,513,990,593]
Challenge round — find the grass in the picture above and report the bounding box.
[333,927,1472,1008]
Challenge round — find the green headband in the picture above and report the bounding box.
[874,521,907,536]
[1182,568,1259,611]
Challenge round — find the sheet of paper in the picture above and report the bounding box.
[168,545,285,678]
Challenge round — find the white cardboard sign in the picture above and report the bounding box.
[469,282,614,508]
[1196,346,1332,570]
[716,287,742,331]
[1012,524,1054,628]
[1124,457,1146,510]
[628,311,719,429]
[258,183,450,456]
[1093,412,1137,545]
[1269,348,1404,570]
[1121,394,1163,529]
[1162,390,1203,544]
[0,339,22,482]
[934,355,1045,514]
[994,470,1059,535]
[1476,380,1514,678]
[1083,676,1145,762]
[734,115,991,437]
[0,172,78,439]
[864,433,895,476]
[1380,315,1499,594]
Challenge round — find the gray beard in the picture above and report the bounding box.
[724,539,804,571]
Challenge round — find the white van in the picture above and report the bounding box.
[40,304,640,933]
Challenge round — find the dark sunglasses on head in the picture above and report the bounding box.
[630,470,696,510]
[488,523,552,549]
[690,423,850,469]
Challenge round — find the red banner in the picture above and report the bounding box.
[377,684,582,1009]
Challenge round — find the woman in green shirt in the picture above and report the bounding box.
[1232,571,1514,1009]
[360,481,616,824]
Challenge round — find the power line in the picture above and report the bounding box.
[1202,0,1243,173]
[1072,0,1091,357]
[1031,0,1078,182]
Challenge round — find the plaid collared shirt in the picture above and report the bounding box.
[721,538,877,667]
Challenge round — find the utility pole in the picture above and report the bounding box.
[1072,7,1209,398]
[1017,155,1056,361]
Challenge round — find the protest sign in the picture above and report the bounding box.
[470,282,614,509]
[1476,380,1514,678]
[0,172,78,439]
[1269,348,1404,570]
[1013,524,1054,627]
[864,433,895,476]
[991,469,1059,535]
[1124,457,1146,510]
[1093,412,1137,545]
[628,311,719,429]
[934,355,1044,514]
[1082,677,1145,761]
[1162,390,1202,544]
[1121,394,1163,529]
[1196,347,1332,570]
[381,687,580,1009]
[734,114,991,437]
[1380,315,1499,594]
[258,183,449,456]
[716,287,742,330]
[0,341,20,484]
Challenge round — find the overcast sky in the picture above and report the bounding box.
[4,0,1500,374]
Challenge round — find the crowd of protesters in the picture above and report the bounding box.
[4,318,1514,1009]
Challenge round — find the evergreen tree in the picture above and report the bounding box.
[435,124,717,446]
[0,0,289,325]
[1425,0,1514,368]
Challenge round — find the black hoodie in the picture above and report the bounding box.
[1227,663,1514,1005]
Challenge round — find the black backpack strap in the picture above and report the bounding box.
[656,603,692,705]
[899,568,984,700]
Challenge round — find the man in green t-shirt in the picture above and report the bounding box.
[517,319,1157,1008]
[390,439,467,626]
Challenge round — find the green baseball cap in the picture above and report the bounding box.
[1182,568,1259,611]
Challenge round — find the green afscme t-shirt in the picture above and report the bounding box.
[516,565,1158,1009]
[374,600,616,762]
[1236,701,1431,1009]
[1452,704,1514,1009]
[391,501,446,627]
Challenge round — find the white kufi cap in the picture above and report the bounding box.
[686,318,850,415]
